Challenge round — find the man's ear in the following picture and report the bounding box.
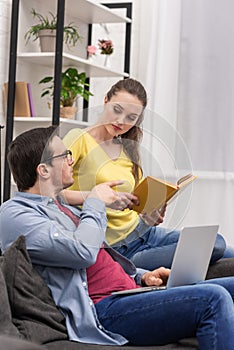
[37,163,49,178]
[104,95,108,104]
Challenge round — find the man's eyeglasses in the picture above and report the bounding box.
[43,150,73,163]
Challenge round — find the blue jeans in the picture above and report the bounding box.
[95,277,234,349]
[113,220,228,269]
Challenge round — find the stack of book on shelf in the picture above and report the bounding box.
[4,81,35,117]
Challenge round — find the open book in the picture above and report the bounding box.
[132,173,197,214]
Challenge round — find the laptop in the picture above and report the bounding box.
[112,225,219,295]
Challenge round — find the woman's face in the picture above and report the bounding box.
[101,90,144,138]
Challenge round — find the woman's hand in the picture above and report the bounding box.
[108,192,139,211]
[140,203,167,226]
[141,267,170,287]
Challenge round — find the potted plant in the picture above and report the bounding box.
[24,8,82,52]
[39,67,93,119]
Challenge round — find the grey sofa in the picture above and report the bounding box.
[1,236,233,350]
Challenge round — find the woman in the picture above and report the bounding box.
[63,78,234,269]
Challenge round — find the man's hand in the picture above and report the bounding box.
[141,267,171,287]
[88,181,139,210]
[140,203,167,226]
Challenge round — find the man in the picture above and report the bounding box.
[1,126,234,349]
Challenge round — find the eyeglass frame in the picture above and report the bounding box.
[42,150,73,163]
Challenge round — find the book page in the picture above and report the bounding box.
[177,174,197,188]
[167,174,197,206]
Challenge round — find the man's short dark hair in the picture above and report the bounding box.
[7,126,58,191]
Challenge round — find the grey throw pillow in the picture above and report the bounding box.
[1,236,68,344]
[206,258,234,279]
[0,258,19,337]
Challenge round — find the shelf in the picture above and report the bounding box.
[14,116,90,127]
[64,0,131,24]
[17,52,129,78]
[20,0,131,24]
[13,117,90,138]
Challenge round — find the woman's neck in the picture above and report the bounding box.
[87,124,113,143]
[87,124,122,160]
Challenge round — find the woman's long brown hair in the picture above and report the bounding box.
[106,78,147,185]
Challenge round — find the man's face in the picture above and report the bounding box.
[48,136,74,191]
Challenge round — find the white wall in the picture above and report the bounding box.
[131,0,234,246]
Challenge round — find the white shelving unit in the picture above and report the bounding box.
[4,0,132,200]
[14,0,131,124]
[61,0,131,24]
[13,116,90,138]
[17,52,129,78]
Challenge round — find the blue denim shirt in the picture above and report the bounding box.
[0,192,146,345]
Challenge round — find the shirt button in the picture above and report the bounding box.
[82,281,87,287]
[98,325,103,330]
[89,301,93,306]
[49,198,53,203]
[54,233,59,237]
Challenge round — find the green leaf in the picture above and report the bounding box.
[39,76,53,84]
[39,67,93,106]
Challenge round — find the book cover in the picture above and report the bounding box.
[27,83,35,117]
[132,174,197,214]
[4,82,31,117]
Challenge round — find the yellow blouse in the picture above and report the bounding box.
[63,128,140,245]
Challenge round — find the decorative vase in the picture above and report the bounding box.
[60,106,78,119]
[88,54,94,63]
[104,55,111,68]
[38,29,56,52]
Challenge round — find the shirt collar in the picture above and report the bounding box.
[14,191,55,205]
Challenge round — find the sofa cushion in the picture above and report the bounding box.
[0,258,19,337]
[44,339,198,350]
[0,336,45,350]
[1,236,68,344]
[206,258,234,279]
